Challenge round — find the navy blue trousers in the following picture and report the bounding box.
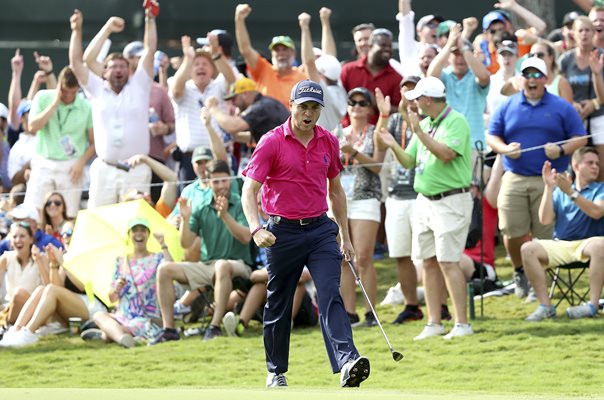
[264,216,359,374]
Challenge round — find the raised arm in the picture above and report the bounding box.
[68,9,89,86]
[170,35,195,100]
[234,4,260,70]
[397,0,416,64]
[8,49,24,130]
[83,16,125,77]
[319,7,336,57]
[26,71,48,101]
[208,32,236,86]
[205,95,250,136]
[140,9,157,79]
[299,12,321,83]
[496,0,546,36]
[33,51,57,89]
[428,24,461,78]
[200,105,228,162]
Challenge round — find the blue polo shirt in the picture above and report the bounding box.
[488,91,586,176]
[552,182,604,240]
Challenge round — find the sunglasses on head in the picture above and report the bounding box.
[45,199,63,207]
[348,99,370,107]
[523,71,545,79]
[529,52,546,58]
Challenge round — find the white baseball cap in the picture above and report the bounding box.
[0,103,8,119]
[8,204,40,223]
[404,76,446,100]
[521,57,548,77]
[315,55,341,81]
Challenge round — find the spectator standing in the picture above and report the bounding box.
[7,101,36,190]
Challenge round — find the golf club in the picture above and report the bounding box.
[347,260,404,362]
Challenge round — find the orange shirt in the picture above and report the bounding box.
[247,54,307,108]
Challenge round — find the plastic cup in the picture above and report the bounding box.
[68,317,82,336]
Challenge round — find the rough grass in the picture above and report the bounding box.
[1,249,604,399]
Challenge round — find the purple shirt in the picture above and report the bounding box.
[243,118,343,219]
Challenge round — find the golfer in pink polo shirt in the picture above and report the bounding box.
[242,80,370,388]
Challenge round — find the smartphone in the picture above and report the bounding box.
[143,0,160,17]
[116,161,131,172]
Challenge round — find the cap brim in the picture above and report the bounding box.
[196,37,209,46]
[404,89,422,100]
[223,92,236,100]
[293,97,324,107]
[269,42,295,51]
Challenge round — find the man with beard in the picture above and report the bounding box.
[69,9,156,207]
[341,28,402,125]
[487,57,587,300]
[235,3,307,108]
[152,159,253,344]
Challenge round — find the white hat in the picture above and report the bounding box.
[313,47,323,57]
[404,76,446,100]
[8,204,40,223]
[123,41,144,58]
[0,103,7,119]
[521,57,548,77]
[315,55,341,81]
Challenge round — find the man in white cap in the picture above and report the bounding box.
[487,57,587,299]
[377,76,474,340]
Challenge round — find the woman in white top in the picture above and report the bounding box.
[0,222,49,325]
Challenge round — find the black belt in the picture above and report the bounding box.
[425,187,470,201]
[270,213,327,226]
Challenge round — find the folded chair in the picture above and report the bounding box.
[547,261,590,307]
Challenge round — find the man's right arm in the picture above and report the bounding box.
[68,9,89,86]
[170,36,195,100]
[539,161,557,225]
[235,4,260,71]
[397,0,417,65]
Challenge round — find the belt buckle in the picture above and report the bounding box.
[272,216,281,224]
[299,218,309,226]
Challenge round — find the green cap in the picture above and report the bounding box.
[127,217,150,232]
[192,146,213,163]
[436,20,456,37]
[269,35,295,51]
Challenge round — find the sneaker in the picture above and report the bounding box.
[514,270,530,299]
[392,306,424,324]
[441,305,452,321]
[523,287,537,303]
[340,356,370,387]
[380,283,404,306]
[223,312,237,337]
[526,304,556,321]
[413,323,445,341]
[173,301,192,316]
[35,321,68,337]
[203,325,223,341]
[443,323,474,340]
[80,328,103,341]
[363,311,378,327]
[183,327,203,337]
[347,312,361,328]
[5,327,39,348]
[0,326,18,346]
[80,319,98,332]
[235,320,246,337]
[266,372,288,387]
[566,303,597,319]
[118,333,135,348]
[148,328,181,345]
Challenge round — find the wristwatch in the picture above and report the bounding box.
[569,191,580,202]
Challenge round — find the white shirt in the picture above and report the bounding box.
[318,81,347,131]
[486,70,513,116]
[7,133,37,180]
[3,251,41,304]
[397,11,423,77]
[169,75,227,152]
[83,66,152,162]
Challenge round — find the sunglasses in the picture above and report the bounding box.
[61,229,73,237]
[348,99,370,107]
[529,52,546,58]
[46,200,63,207]
[523,71,545,79]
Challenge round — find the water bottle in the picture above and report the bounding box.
[149,107,160,123]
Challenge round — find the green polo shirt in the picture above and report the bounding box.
[30,89,93,160]
[405,106,471,196]
[189,190,252,265]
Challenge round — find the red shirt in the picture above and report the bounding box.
[340,56,403,125]
[242,118,343,219]
[464,197,498,267]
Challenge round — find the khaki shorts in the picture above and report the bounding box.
[180,259,251,290]
[537,237,604,268]
[498,172,553,239]
[412,192,472,262]
[385,197,415,258]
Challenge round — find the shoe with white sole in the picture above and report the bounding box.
[443,323,474,340]
[380,283,404,306]
[4,327,39,347]
[413,323,445,341]
[222,311,237,337]
[526,304,556,322]
[266,372,288,387]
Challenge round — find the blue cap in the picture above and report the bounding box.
[153,50,166,76]
[290,80,324,106]
[17,100,31,118]
[482,11,507,31]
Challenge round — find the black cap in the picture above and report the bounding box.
[562,11,581,27]
[196,30,235,57]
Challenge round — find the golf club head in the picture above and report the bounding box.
[392,351,404,362]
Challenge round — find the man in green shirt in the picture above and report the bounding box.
[152,159,253,344]
[26,67,95,218]
[378,76,473,341]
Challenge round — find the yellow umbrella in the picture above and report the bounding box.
[63,199,183,307]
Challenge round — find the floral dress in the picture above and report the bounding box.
[111,253,163,339]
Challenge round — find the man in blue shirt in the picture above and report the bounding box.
[0,204,63,254]
[486,57,587,299]
[521,147,604,321]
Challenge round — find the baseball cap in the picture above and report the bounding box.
[563,11,581,27]
[192,146,213,163]
[416,14,444,31]
[290,80,324,106]
[127,217,150,232]
[496,40,518,56]
[153,50,166,76]
[482,11,507,31]
[436,20,457,37]
[17,100,31,118]
[315,55,341,81]
[123,41,144,58]
[521,57,548,77]
[401,75,421,87]
[8,204,40,223]
[224,77,257,100]
[347,87,373,103]
[404,76,446,100]
[0,103,8,119]
[313,47,323,57]
[269,35,296,51]
[196,29,235,55]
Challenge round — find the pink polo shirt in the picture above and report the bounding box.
[243,118,343,219]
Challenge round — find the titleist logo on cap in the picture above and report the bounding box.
[298,86,322,95]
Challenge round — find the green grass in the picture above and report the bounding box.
[1,251,604,399]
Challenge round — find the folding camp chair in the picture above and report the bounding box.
[547,261,590,307]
